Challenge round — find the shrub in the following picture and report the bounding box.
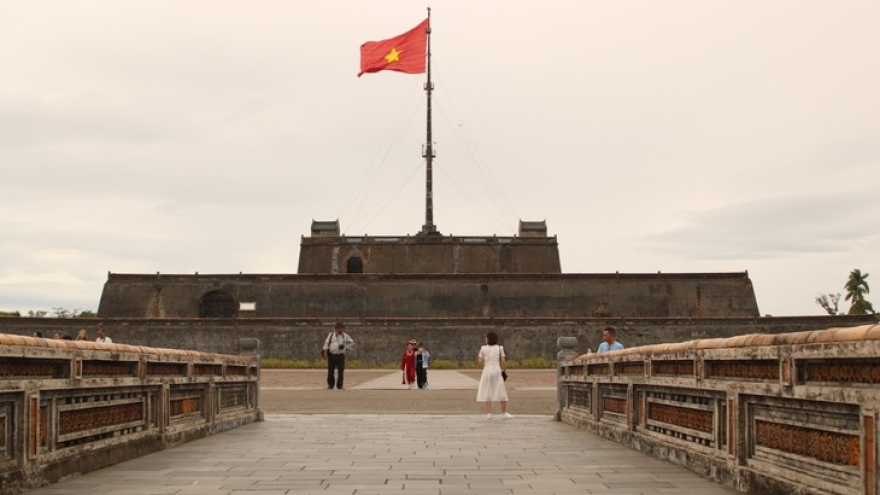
[507,357,556,369]
[259,356,557,369]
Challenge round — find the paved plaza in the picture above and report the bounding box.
[22,371,739,494]
[25,414,737,495]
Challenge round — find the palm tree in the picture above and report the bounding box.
[844,269,874,315]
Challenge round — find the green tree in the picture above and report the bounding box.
[844,269,874,315]
[0,311,21,318]
[815,293,841,315]
[27,310,49,318]
[49,307,97,318]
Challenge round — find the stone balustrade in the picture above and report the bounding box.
[560,324,880,495]
[0,334,261,495]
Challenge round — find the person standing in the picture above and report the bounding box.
[400,340,417,389]
[415,343,430,390]
[95,328,112,344]
[322,322,354,390]
[476,331,513,419]
[75,329,89,341]
[597,326,624,353]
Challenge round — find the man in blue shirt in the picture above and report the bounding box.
[597,326,624,353]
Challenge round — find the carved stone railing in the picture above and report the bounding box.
[0,334,261,495]
[560,325,880,495]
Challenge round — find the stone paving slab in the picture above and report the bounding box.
[353,371,480,390]
[24,414,740,495]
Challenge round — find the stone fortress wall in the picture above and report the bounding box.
[0,315,874,364]
[97,272,760,319]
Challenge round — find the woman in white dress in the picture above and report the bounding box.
[476,331,513,419]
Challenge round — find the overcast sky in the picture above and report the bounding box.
[2,1,878,317]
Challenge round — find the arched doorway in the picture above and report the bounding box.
[346,256,363,274]
[199,290,238,318]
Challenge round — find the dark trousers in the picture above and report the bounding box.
[416,366,428,389]
[327,353,345,389]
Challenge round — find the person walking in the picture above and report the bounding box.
[322,322,354,390]
[415,343,430,390]
[476,331,513,419]
[400,339,417,389]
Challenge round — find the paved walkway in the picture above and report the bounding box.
[25,414,738,495]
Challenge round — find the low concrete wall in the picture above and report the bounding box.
[0,315,873,363]
[560,324,880,495]
[0,334,261,495]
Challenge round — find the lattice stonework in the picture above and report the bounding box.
[616,362,646,375]
[0,358,65,378]
[226,365,249,376]
[39,405,48,450]
[649,403,713,433]
[587,364,610,376]
[801,359,880,385]
[568,385,591,409]
[146,362,187,376]
[653,360,695,376]
[194,364,221,376]
[0,408,7,459]
[603,396,627,415]
[170,397,201,417]
[82,360,136,377]
[755,420,860,466]
[59,403,143,435]
[220,387,248,409]
[708,360,779,380]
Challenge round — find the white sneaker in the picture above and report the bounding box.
[503,412,514,419]
[486,413,492,419]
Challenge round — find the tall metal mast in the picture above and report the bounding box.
[420,8,438,235]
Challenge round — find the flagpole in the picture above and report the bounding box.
[420,7,438,235]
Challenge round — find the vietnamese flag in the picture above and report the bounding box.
[358,19,428,77]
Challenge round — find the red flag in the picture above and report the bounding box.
[358,19,428,77]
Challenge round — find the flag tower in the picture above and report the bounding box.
[420,8,437,235]
[357,12,436,235]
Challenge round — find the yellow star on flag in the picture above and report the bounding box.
[384,47,402,64]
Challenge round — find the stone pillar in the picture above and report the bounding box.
[556,336,579,421]
[239,338,263,421]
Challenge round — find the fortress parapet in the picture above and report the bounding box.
[560,324,880,495]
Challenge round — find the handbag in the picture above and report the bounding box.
[500,345,507,381]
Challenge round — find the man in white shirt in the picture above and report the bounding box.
[95,328,113,344]
[322,322,354,390]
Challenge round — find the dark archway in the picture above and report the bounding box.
[346,256,363,274]
[199,290,238,318]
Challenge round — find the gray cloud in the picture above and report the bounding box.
[637,191,880,260]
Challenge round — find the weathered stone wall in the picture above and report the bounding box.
[0,334,261,495]
[560,324,880,495]
[97,272,760,319]
[0,315,873,364]
[297,235,562,274]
